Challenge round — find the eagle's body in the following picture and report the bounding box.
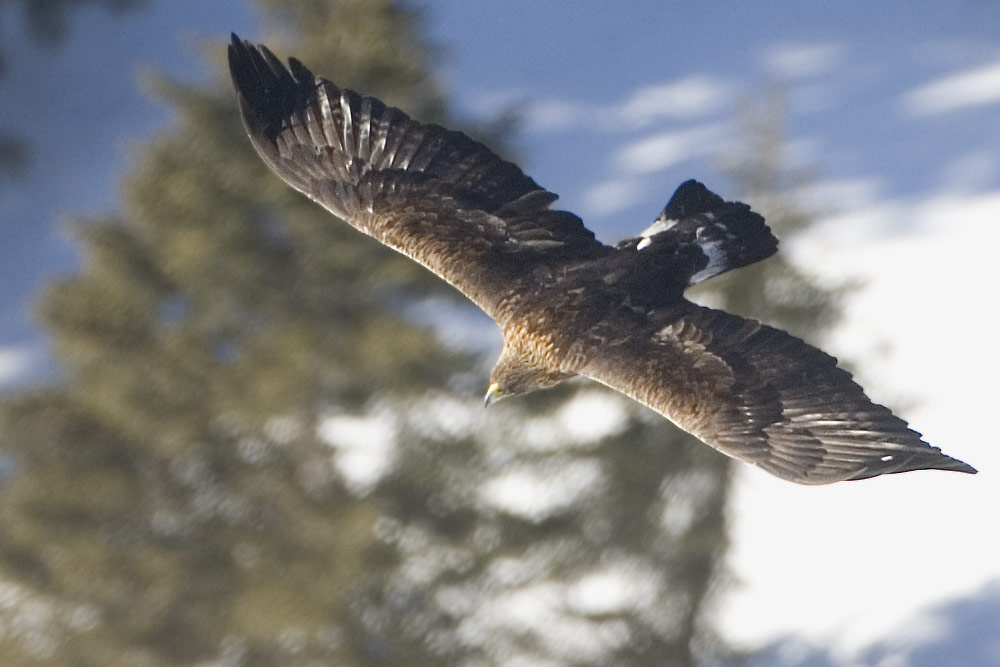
[228,35,976,485]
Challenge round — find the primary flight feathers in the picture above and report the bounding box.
[228,34,976,484]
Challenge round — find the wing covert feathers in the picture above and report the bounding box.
[581,304,976,485]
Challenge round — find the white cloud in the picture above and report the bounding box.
[468,88,521,116]
[473,75,730,136]
[619,76,731,125]
[581,177,644,218]
[470,89,583,134]
[902,60,1000,115]
[762,43,845,79]
[524,98,585,133]
[800,177,884,214]
[780,136,823,169]
[787,82,838,115]
[614,123,727,174]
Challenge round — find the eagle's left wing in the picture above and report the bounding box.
[579,302,977,484]
[228,36,608,320]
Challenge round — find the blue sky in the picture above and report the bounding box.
[1,1,999,662]
[428,0,1000,211]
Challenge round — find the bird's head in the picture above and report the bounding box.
[483,366,536,408]
[485,343,573,407]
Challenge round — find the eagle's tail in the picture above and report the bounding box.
[624,180,779,286]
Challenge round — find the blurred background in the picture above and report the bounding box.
[1,1,998,665]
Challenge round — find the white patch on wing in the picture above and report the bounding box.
[637,211,720,253]
[689,240,727,284]
[639,216,680,239]
[637,216,680,250]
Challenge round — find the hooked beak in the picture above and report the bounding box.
[484,383,501,408]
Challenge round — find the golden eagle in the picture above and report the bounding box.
[228,35,975,485]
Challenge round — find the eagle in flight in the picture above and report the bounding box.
[228,35,975,485]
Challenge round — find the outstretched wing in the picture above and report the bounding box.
[580,303,977,484]
[228,35,608,318]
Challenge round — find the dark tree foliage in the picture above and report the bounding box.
[0,3,837,665]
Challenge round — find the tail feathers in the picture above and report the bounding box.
[627,180,778,286]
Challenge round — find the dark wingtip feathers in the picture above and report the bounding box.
[288,57,314,83]
[228,34,315,140]
[662,180,725,220]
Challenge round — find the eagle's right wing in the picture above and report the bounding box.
[228,36,608,318]
[579,302,977,484]
[625,179,779,285]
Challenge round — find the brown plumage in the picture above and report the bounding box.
[228,35,976,485]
